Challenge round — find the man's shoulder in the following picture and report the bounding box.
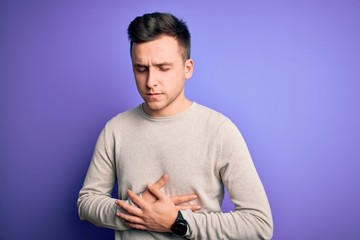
[193,103,230,123]
[104,105,141,129]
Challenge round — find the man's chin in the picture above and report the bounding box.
[144,102,165,112]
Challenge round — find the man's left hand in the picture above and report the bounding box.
[116,182,178,232]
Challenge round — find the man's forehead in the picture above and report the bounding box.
[132,36,182,58]
[131,48,180,65]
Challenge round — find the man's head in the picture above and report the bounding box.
[127,12,191,61]
[127,12,194,117]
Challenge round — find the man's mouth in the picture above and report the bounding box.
[146,92,162,100]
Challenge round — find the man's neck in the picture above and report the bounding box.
[143,98,192,118]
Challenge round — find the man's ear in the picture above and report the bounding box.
[184,59,194,79]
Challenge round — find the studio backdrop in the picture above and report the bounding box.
[1,1,359,239]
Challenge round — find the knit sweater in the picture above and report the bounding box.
[77,102,273,239]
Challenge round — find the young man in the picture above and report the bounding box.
[78,12,273,239]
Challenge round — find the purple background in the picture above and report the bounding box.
[1,1,359,239]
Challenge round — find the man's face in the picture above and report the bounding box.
[131,35,193,117]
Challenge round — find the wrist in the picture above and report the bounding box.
[170,210,188,237]
[165,208,179,231]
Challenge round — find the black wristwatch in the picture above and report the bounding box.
[171,211,188,237]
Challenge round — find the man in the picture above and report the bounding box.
[78,12,273,239]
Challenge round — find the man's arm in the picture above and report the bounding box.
[77,126,123,230]
[183,120,272,239]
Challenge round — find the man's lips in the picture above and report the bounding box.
[145,93,163,100]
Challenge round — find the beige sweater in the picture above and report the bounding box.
[78,102,273,239]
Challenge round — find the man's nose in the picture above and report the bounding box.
[146,69,158,88]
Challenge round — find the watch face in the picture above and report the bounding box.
[171,221,188,236]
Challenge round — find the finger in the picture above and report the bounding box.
[147,183,167,201]
[126,222,148,230]
[152,174,169,189]
[116,211,144,225]
[171,194,197,205]
[140,174,169,203]
[127,189,147,209]
[176,205,201,211]
[116,200,143,216]
[117,211,142,223]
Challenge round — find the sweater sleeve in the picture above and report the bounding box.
[181,120,273,240]
[77,125,129,230]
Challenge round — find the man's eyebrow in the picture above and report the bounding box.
[154,62,173,67]
[133,62,173,67]
[133,63,148,67]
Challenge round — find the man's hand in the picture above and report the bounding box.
[141,174,199,211]
[140,174,169,203]
[115,174,200,232]
[116,184,178,232]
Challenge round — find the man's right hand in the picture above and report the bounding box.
[140,174,200,211]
